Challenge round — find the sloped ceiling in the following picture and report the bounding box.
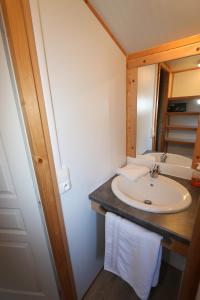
[88,0,200,54]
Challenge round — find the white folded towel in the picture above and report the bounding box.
[116,164,149,181]
[104,212,162,300]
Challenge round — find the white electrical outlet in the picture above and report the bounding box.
[57,166,71,194]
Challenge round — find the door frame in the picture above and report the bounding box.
[0,1,77,299]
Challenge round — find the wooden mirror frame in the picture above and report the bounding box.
[126,34,200,168]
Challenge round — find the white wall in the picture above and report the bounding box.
[136,64,158,154]
[30,0,126,298]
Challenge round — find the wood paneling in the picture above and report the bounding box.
[126,67,138,157]
[160,62,172,72]
[168,72,174,98]
[0,1,77,299]
[128,33,200,60]
[91,201,107,215]
[165,138,195,145]
[167,112,199,116]
[84,0,126,56]
[127,43,200,69]
[193,116,200,167]
[161,239,188,258]
[166,125,197,131]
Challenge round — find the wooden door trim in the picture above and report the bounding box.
[126,67,138,157]
[0,1,77,299]
[152,64,161,151]
[84,0,126,56]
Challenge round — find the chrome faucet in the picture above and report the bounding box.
[160,152,167,163]
[149,164,160,178]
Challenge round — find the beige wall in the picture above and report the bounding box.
[30,0,126,298]
[172,69,200,97]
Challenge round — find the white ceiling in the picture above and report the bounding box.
[88,0,200,54]
[167,55,200,71]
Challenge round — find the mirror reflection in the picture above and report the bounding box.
[136,55,200,166]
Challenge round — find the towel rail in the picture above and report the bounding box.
[91,201,189,258]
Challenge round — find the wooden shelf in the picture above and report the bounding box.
[166,125,197,131]
[168,95,200,102]
[167,112,199,116]
[165,138,195,145]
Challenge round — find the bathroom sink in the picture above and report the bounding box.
[111,174,191,213]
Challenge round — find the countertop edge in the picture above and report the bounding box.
[89,195,190,245]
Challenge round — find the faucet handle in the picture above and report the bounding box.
[160,152,167,162]
[156,164,160,173]
[149,163,160,177]
[150,163,158,171]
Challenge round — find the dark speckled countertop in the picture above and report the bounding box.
[89,175,200,245]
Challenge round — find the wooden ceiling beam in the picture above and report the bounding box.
[127,42,200,68]
[128,34,200,60]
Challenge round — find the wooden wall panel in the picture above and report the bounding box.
[128,34,200,60]
[126,67,138,157]
[127,42,200,69]
[193,116,200,168]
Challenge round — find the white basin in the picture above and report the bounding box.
[143,152,192,167]
[112,175,191,213]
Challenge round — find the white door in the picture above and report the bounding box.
[0,21,60,300]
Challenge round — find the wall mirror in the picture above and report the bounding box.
[135,54,200,166]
